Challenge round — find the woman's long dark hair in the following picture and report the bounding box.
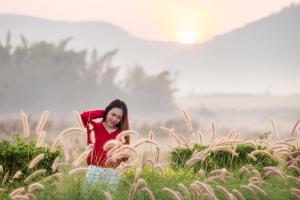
[102,99,130,132]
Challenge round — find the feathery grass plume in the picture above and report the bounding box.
[207,175,229,183]
[176,191,184,200]
[63,145,70,162]
[142,187,156,200]
[155,164,168,173]
[116,130,140,143]
[103,139,122,151]
[26,193,37,200]
[68,167,87,175]
[239,166,251,176]
[195,181,217,200]
[190,183,201,200]
[291,191,300,199]
[133,139,160,161]
[50,136,61,153]
[249,177,261,186]
[116,163,135,173]
[216,185,234,200]
[162,187,182,200]
[270,119,278,136]
[36,111,49,134]
[73,110,85,128]
[226,129,235,140]
[51,162,69,171]
[233,132,240,141]
[0,165,3,173]
[288,165,300,174]
[36,130,46,147]
[104,191,113,200]
[210,168,230,176]
[143,159,155,167]
[9,187,25,198]
[247,153,257,161]
[178,183,191,200]
[41,172,63,183]
[195,170,204,177]
[284,138,296,143]
[20,110,30,139]
[211,122,216,143]
[186,157,204,166]
[58,127,86,139]
[28,153,45,169]
[11,195,29,200]
[13,170,22,180]
[24,169,46,183]
[287,175,300,184]
[113,152,134,162]
[264,166,287,181]
[182,109,193,132]
[197,130,203,144]
[248,183,267,196]
[128,183,138,200]
[291,188,300,196]
[2,171,9,186]
[28,182,44,193]
[261,140,271,147]
[51,157,61,171]
[72,146,94,167]
[136,178,148,189]
[274,149,290,155]
[192,147,211,158]
[229,193,238,200]
[251,169,263,185]
[206,177,219,185]
[113,145,138,157]
[187,149,211,165]
[211,146,238,157]
[290,119,300,136]
[240,185,259,200]
[160,127,183,146]
[244,140,257,147]
[106,146,120,158]
[232,189,246,200]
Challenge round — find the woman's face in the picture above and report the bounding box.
[106,107,123,128]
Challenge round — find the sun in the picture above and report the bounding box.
[163,5,213,44]
[176,30,199,44]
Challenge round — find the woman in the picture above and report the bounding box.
[80,99,130,186]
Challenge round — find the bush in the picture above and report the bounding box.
[169,144,279,172]
[0,135,60,183]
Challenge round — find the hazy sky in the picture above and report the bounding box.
[1,0,300,43]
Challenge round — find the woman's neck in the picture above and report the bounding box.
[103,121,117,132]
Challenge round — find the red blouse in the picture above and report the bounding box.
[80,110,121,167]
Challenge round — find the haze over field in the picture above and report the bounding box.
[0,1,299,138]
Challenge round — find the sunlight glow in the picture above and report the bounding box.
[161,4,214,44]
[176,30,199,44]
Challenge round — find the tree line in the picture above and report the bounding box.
[0,32,177,114]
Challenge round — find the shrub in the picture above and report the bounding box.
[169,144,278,172]
[0,134,60,183]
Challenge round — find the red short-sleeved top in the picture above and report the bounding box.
[80,110,121,167]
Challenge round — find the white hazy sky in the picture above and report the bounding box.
[0,0,299,43]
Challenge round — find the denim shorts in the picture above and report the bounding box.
[85,165,120,186]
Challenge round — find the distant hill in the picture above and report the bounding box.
[0,3,299,94]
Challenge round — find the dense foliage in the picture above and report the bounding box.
[0,136,60,183]
[169,144,279,172]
